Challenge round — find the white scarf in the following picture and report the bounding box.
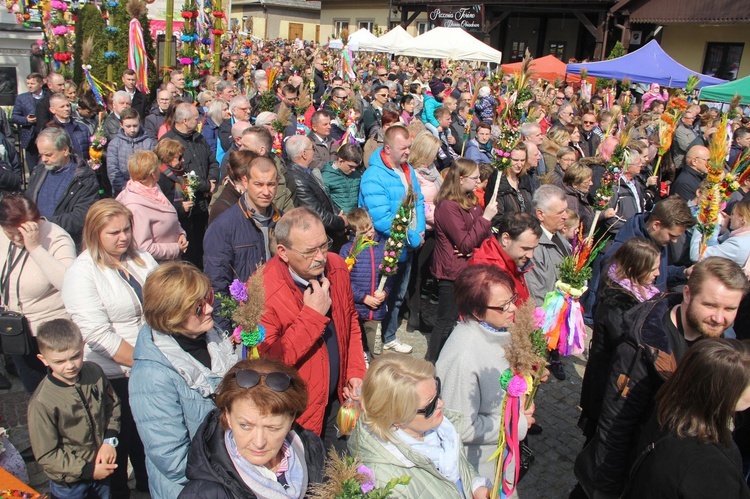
[151,327,238,397]
[396,416,462,484]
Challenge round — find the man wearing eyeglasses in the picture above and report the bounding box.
[218,95,251,153]
[579,112,601,158]
[258,207,367,451]
[671,104,701,171]
[362,84,387,139]
[554,103,574,128]
[144,89,171,140]
[204,156,282,331]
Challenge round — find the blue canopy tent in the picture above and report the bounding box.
[566,40,726,89]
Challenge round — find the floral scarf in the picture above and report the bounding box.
[158,163,185,202]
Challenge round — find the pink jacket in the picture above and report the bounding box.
[116,187,186,262]
[416,167,440,231]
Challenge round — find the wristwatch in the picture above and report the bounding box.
[103,437,119,448]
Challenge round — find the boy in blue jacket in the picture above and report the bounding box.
[339,208,390,359]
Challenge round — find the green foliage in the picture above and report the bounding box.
[558,257,591,290]
[596,41,627,89]
[74,4,107,85]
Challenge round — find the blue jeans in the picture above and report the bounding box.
[49,479,110,499]
[381,254,412,344]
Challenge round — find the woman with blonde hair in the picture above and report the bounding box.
[540,126,572,171]
[62,198,158,496]
[130,262,238,498]
[116,150,188,262]
[428,158,497,361]
[349,353,491,498]
[407,131,442,332]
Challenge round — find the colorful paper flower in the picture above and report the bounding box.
[229,279,248,302]
[507,375,528,397]
[358,464,376,493]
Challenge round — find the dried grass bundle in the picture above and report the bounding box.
[81,37,95,64]
[505,300,546,378]
[125,0,147,19]
[232,264,265,333]
[297,83,312,112]
[307,450,370,499]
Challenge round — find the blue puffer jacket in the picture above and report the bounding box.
[203,197,282,331]
[106,127,156,195]
[359,147,426,262]
[421,94,442,127]
[464,139,493,164]
[129,324,233,499]
[339,235,392,321]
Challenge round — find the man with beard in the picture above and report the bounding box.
[258,207,366,452]
[575,257,748,498]
[26,127,99,247]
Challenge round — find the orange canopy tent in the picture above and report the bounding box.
[501,55,594,87]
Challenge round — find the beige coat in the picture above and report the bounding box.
[0,220,76,334]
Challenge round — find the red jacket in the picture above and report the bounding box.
[469,237,532,306]
[258,253,367,435]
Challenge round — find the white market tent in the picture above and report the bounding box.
[346,28,380,52]
[359,25,413,53]
[394,27,502,63]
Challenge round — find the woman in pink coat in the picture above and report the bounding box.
[116,150,188,262]
[407,131,443,333]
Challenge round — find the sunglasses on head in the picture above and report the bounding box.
[416,377,441,419]
[235,369,292,392]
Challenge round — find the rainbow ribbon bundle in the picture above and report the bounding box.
[128,18,149,94]
[539,283,587,356]
[340,48,355,81]
[82,65,110,108]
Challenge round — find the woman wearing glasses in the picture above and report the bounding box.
[436,264,535,480]
[129,261,238,498]
[61,199,159,497]
[155,138,195,224]
[428,158,496,362]
[180,358,325,498]
[349,353,491,498]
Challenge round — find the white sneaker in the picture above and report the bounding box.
[383,339,413,354]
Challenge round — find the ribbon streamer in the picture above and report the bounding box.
[128,18,149,94]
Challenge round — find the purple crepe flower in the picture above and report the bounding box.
[229,279,248,302]
[357,464,375,493]
[532,307,546,329]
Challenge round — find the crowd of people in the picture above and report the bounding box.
[0,39,750,499]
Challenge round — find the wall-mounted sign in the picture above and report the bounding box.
[428,5,484,31]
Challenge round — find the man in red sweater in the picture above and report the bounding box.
[470,211,542,306]
[258,207,366,452]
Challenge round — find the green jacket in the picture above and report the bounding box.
[347,410,483,498]
[321,161,361,215]
[28,362,120,484]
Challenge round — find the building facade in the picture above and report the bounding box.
[230,0,321,41]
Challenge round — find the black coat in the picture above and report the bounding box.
[578,283,640,440]
[27,155,100,247]
[218,119,233,153]
[671,166,706,202]
[162,127,220,212]
[285,162,346,235]
[484,171,534,228]
[624,414,750,499]
[578,293,686,496]
[179,409,325,499]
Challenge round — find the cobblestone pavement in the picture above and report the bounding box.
[2,311,587,499]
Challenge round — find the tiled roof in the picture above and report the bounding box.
[612,0,750,24]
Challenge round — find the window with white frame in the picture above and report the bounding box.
[334,20,349,38]
[417,22,429,35]
[358,20,374,32]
